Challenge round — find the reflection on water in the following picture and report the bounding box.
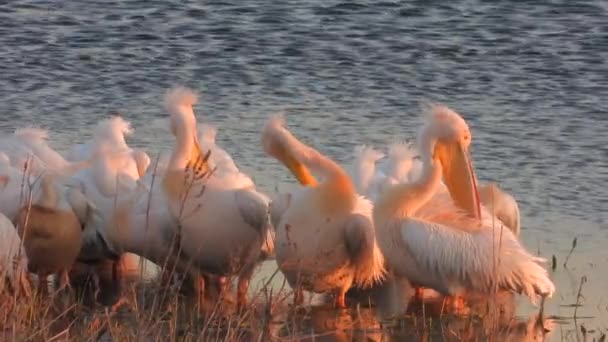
[267,295,555,341]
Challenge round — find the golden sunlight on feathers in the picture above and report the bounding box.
[261,116,385,307]
[373,105,554,305]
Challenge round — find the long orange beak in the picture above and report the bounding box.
[273,144,317,187]
[436,141,481,220]
[187,135,211,178]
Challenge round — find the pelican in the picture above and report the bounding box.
[354,141,520,235]
[81,87,271,308]
[0,166,101,294]
[197,123,275,259]
[373,105,554,307]
[261,117,385,308]
[65,116,150,179]
[66,116,152,276]
[0,212,30,296]
[0,128,89,176]
[352,145,385,196]
[354,142,422,202]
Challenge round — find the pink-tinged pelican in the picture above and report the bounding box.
[261,117,385,308]
[0,128,89,177]
[67,116,151,275]
[81,87,271,309]
[372,106,554,307]
[354,141,521,236]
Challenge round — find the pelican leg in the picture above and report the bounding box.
[237,265,255,311]
[37,272,49,296]
[58,269,72,292]
[413,287,424,302]
[108,261,132,312]
[217,276,228,296]
[334,289,347,309]
[196,275,205,310]
[237,277,249,311]
[293,287,304,307]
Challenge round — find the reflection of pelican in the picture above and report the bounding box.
[82,87,271,308]
[385,302,555,341]
[262,117,385,308]
[373,106,554,308]
[274,305,382,342]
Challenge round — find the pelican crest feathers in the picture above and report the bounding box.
[164,86,198,115]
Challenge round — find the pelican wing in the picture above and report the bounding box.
[269,192,291,231]
[397,217,554,304]
[479,183,521,236]
[235,189,270,236]
[344,213,386,287]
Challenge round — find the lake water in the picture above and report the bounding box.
[1,0,607,340]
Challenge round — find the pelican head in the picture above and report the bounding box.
[164,87,208,173]
[261,116,317,186]
[94,116,132,147]
[419,105,481,219]
[165,87,198,138]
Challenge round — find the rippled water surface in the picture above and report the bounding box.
[1,0,607,340]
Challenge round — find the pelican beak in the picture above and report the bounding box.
[274,145,317,186]
[435,141,481,220]
[188,135,211,177]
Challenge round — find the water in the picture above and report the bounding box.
[1,0,607,339]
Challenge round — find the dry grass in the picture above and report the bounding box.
[0,264,569,342]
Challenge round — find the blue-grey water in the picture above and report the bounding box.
[1,0,607,340]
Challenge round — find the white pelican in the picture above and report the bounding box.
[1,167,101,294]
[354,141,520,235]
[261,116,385,308]
[66,117,152,275]
[0,128,89,176]
[81,87,271,308]
[197,123,275,259]
[0,212,30,296]
[373,105,554,307]
[65,116,150,179]
[352,145,385,196]
[354,142,422,202]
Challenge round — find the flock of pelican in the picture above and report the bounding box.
[0,86,554,314]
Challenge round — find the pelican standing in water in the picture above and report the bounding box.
[352,139,522,302]
[82,87,271,309]
[373,106,554,309]
[262,117,385,308]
